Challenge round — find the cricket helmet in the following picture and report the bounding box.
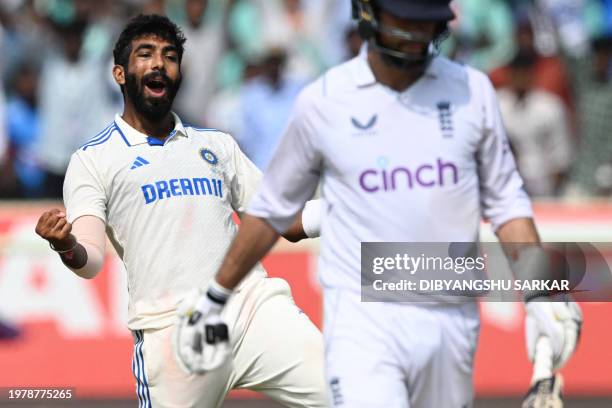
[351,0,454,69]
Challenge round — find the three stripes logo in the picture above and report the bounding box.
[132,330,151,407]
[130,156,150,170]
[436,101,453,138]
[81,123,118,151]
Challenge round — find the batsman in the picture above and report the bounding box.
[177,1,583,407]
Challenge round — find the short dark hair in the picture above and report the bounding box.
[113,14,186,68]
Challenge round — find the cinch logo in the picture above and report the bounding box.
[141,177,223,204]
[359,158,458,193]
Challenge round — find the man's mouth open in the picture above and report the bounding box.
[144,78,168,98]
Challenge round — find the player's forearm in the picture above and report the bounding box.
[497,217,557,301]
[63,216,106,279]
[282,199,322,242]
[496,217,540,254]
[282,214,308,242]
[216,215,280,290]
[56,236,89,270]
[48,234,97,278]
[53,236,103,279]
[65,241,105,279]
[496,217,540,268]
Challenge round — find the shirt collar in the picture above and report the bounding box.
[350,43,440,89]
[114,112,188,146]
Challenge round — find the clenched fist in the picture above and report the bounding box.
[35,209,75,251]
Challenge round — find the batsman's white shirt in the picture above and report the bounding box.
[249,49,533,408]
[249,53,533,294]
[63,113,266,330]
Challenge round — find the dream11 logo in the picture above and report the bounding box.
[359,157,459,193]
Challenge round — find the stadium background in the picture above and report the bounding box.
[1,0,611,406]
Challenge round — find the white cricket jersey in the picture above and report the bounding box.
[63,113,266,329]
[248,52,533,294]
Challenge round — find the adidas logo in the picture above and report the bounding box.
[130,156,150,170]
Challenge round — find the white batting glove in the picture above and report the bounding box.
[525,299,582,371]
[173,282,233,375]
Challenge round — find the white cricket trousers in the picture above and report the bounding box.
[131,277,328,407]
[323,289,480,408]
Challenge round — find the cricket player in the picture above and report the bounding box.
[175,1,583,407]
[35,14,327,408]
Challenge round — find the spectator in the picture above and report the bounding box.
[599,0,612,35]
[205,61,261,138]
[175,0,231,125]
[490,19,572,107]
[35,19,115,198]
[446,0,516,71]
[0,0,50,84]
[6,64,44,198]
[0,82,6,162]
[536,0,590,57]
[317,0,354,65]
[141,0,166,15]
[566,35,612,196]
[497,51,573,197]
[236,47,306,170]
[228,0,328,82]
[0,85,10,196]
[74,0,124,62]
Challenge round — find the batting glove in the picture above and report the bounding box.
[525,298,582,371]
[173,281,232,374]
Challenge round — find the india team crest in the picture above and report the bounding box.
[200,148,218,165]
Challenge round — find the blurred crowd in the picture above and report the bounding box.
[0,0,611,200]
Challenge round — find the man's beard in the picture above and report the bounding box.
[125,71,181,122]
[372,37,432,72]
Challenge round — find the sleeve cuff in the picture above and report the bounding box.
[246,208,295,235]
[301,199,322,238]
[489,207,534,232]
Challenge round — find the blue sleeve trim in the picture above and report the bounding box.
[80,123,115,149]
[82,125,118,151]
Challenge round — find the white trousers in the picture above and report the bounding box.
[131,277,328,408]
[323,289,480,408]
